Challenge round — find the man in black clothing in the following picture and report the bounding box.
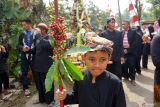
[100,17,124,79]
[33,23,54,106]
[18,19,37,96]
[135,26,143,74]
[148,24,155,40]
[151,28,160,106]
[121,20,138,85]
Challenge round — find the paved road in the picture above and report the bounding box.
[26,57,155,107]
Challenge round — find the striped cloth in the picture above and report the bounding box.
[123,31,130,49]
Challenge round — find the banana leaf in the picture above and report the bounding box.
[59,59,74,85]
[49,37,55,47]
[63,58,84,80]
[64,45,91,55]
[45,62,59,92]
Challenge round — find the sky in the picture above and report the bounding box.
[43,0,152,14]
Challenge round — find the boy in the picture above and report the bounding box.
[0,45,9,101]
[56,39,126,107]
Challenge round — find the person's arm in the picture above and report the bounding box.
[40,37,54,50]
[113,82,126,107]
[18,32,24,52]
[30,34,41,53]
[151,35,160,68]
[64,81,79,105]
[119,32,124,64]
[127,30,138,55]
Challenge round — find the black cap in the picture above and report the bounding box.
[106,17,115,24]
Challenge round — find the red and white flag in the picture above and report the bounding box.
[128,1,139,26]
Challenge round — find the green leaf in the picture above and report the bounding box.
[49,37,55,47]
[59,59,74,85]
[45,62,59,92]
[63,59,84,80]
[64,46,91,56]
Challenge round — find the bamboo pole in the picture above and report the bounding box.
[54,0,58,21]
[117,0,122,30]
[54,0,64,107]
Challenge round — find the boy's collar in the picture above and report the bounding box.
[88,71,106,83]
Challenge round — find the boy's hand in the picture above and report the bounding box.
[0,46,6,52]
[56,89,67,101]
[120,57,124,64]
[124,49,128,54]
[22,46,30,52]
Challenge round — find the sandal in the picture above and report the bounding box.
[24,89,30,96]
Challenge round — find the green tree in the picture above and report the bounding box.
[121,8,130,20]
[0,0,31,77]
[86,0,109,30]
[46,0,71,29]
[135,0,143,22]
[147,0,160,19]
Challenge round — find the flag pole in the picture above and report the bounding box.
[54,1,64,107]
[117,0,122,30]
[54,0,58,21]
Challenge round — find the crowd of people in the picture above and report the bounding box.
[0,16,160,107]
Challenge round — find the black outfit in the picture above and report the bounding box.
[64,70,126,107]
[142,43,150,69]
[122,29,137,80]
[151,34,160,104]
[148,25,155,40]
[18,30,37,90]
[34,35,54,104]
[0,51,9,94]
[135,31,143,74]
[100,30,124,79]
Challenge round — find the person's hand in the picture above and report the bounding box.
[22,46,30,52]
[120,57,124,64]
[0,46,6,52]
[56,89,67,101]
[124,49,128,54]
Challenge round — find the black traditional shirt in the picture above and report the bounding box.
[64,70,126,107]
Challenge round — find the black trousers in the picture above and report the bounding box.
[135,55,142,74]
[142,43,150,68]
[34,72,54,104]
[107,61,122,79]
[142,54,149,68]
[0,72,9,94]
[122,55,136,80]
[21,58,34,90]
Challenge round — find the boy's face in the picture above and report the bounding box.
[21,22,31,31]
[83,50,110,77]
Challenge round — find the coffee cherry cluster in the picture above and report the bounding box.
[50,16,67,59]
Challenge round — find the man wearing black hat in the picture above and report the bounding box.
[100,17,124,79]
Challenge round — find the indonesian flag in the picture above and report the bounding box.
[128,2,139,26]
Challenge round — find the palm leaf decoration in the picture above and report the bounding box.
[45,58,84,92]
[45,17,86,93]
